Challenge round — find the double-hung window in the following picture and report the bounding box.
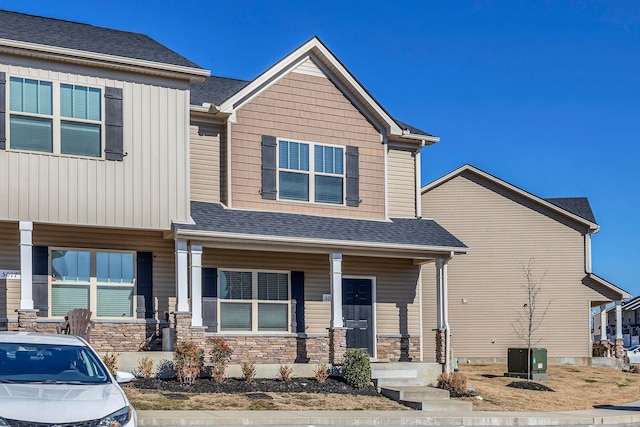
[50,249,135,318]
[278,139,344,204]
[8,77,103,158]
[219,270,290,332]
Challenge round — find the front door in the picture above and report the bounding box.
[342,278,374,356]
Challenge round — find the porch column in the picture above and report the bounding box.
[330,253,343,327]
[175,239,189,312]
[190,244,203,327]
[19,221,34,310]
[615,301,624,359]
[435,257,452,372]
[600,304,607,342]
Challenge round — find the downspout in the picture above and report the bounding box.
[226,118,233,207]
[415,140,426,218]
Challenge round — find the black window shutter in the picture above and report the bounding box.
[0,72,6,150]
[104,87,124,161]
[202,268,217,298]
[136,252,153,319]
[32,246,49,317]
[202,268,218,332]
[261,135,277,199]
[345,145,360,207]
[291,271,305,333]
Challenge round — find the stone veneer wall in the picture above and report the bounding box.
[435,329,446,363]
[203,335,331,364]
[376,336,420,361]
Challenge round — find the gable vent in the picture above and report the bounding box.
[292,58,326,78]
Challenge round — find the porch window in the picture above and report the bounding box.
[50,249,135,318]
[219,270,290,332]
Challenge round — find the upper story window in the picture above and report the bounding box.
[278,139,344,205]
[8,77,103,158]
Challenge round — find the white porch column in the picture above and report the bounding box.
[190,244,203,327]
[175,239,189,312]
[616,301,623,341]
[330,253,343,328]
[19,221,34,310]
[600,304,607,342]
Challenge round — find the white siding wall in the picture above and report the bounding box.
[0,56,191,229]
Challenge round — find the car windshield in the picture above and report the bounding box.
[0,342,111,384]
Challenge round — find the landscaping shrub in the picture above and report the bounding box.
[135,356,155,379]
[174,340,203,386]
[208,338,233,383]
[342,348,370,388]
[437,371,468,394]
[241,361,256,383]
[313,363,329,383]
[102,352,119,376]
[278,364,293,382]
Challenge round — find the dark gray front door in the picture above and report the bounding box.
[342,278,373,356]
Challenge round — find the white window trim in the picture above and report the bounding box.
[48,248,136,320]
[7,75,106,159]
[276,137,346,206]
[217,268,292,334]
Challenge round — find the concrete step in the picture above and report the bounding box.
[405,399,474,412]
[371,369,417,379]
[373,377,425,387]
[380,386,450,401]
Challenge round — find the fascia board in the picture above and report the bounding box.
[218,37,402,135]
[422,164,600,231]
[174,228,468,256]
[0,38,210,81]
[588,273,631,300]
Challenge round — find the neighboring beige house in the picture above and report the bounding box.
[593,296,640,348]
[421,165,629,363]
[0,11,468,366]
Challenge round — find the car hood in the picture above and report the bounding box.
[0,382,129,423]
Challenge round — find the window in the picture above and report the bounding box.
[278,139,344,204]
[8,77,103,158]
[50,249,135,318]
[219,270,290,332]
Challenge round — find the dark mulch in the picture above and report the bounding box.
[132,376,381,396]
[507,381,554,392]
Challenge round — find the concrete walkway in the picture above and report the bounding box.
[137,401,640,426]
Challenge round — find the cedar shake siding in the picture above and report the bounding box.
[230,72,385,219]
[421,171,606,360]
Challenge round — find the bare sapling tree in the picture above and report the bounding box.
[512,258,551,381]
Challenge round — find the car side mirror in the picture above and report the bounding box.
[115,371,135,383]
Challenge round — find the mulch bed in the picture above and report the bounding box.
[507,380,554,392]
[131,376,381,396]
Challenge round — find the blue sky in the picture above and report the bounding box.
[3,1,639,296]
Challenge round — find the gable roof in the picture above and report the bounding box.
[422,164,600,232]
[173,202,467,257]
[586,273,631,301]
[0,10,209,80]
[189,37,436,143]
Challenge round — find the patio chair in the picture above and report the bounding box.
[57,308,95,342]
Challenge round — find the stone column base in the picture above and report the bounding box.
[435,329,446,364]
[16,309,38,332]
[173,312,205,344]
[615,338,625,359]
[329,327,347,365]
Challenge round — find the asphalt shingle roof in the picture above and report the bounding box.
[394,119,434,137]
[176,202,467,250]
[0,10,203,69]
[544,197,596,223]
[190,76,250,106]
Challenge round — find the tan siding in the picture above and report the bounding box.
[0,59,190,229]
[421,172,602,360]
[6,278,20,320]
[190,122,222,203]
[387,147,416,217]
[230,72,385,219]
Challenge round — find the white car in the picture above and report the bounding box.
[0,331,136,427]
[626,345,640,364]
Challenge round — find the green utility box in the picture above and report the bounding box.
[506,348,548,380]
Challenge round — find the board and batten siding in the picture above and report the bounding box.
[203,249,420,336]
[230,71,385,219]
[387,147,416,218]
[190,122,222,203]
[0,59,191,229]
[0,222,176,320]
[421,172,604,360]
